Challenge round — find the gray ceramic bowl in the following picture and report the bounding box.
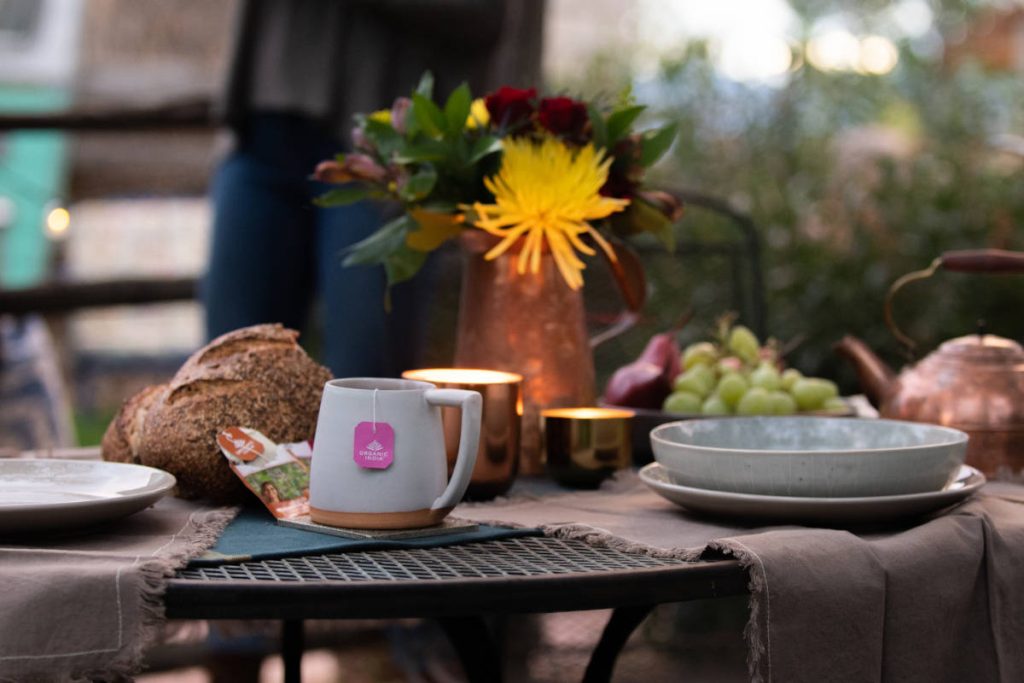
[650,417,968,497]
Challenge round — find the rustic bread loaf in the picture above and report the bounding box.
[100,384,166,465]
[101,324,331,501]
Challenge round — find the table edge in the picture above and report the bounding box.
[165,559,748,620]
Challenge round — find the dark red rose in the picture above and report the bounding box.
[485,86,537,128]
[538,97,589,137]
[600,172,636,199]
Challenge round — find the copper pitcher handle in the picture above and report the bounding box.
[885,249,1024,353]
[591,239,647,349]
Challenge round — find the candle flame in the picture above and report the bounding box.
[541,407,634,419]
[403,368,523,385]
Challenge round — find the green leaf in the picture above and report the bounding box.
[382,242,430,311]
[639,123,678,167]
[340,214,430,310]
[418,200,458,213]
[443,83,472,137]
[314,185,371,207]
[614,198,676,251]
[398,166,437,202]
[415,71,434,99]
[451,135,470,165]
[606,105,646,144]
[468,135,503,164]
[342,215,412,267]
[649,214,676,252]
[363,119,403,156]
[615,84,636,108]
[588,105,608,149]
[412,93,446,137]
[393,138,449,163]
[385,243,428,285]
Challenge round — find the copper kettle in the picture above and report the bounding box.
[835,249,1024,481]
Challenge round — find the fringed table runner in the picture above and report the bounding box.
[456,473,1024,683]
[0,496,235,682]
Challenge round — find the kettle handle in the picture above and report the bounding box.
[940,249,1024,273]
[885,249,1024,354]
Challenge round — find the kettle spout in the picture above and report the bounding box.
[834,335,897,407]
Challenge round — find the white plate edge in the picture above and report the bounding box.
[0,459,176,512]
[639,462,985,506]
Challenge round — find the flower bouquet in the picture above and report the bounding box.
[313,73,682,295]
[314,74,683,466]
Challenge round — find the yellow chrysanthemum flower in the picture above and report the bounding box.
[470,137,629,289]
[466,98,490,129]
[368,109,392,124]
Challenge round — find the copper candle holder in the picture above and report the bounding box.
[402,368,523,500]
[541,407,634,489]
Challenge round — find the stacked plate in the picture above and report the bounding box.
[642,416,984,523]
[0,459,176,535]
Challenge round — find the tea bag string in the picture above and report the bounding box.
[372,388,378,433]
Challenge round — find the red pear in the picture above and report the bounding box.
[603,331,680,409]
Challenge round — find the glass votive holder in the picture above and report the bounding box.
[402,368,523,500]
[541,407,634,488]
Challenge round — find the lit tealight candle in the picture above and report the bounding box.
[403,368,523,386]
[541,407,634,489]
[402,368,523,500]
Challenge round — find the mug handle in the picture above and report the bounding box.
[424,388,482,510]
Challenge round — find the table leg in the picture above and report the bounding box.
[281,619,303,683]
[582,604,655,683]
[437,616,503,683]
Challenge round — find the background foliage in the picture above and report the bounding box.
[564,1,1024,390]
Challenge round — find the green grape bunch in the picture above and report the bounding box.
[662,319,843,417]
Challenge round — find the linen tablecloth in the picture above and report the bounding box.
[0,496,235,682]
[456,474,1024,683]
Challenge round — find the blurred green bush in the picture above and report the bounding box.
[566,7,1024,390]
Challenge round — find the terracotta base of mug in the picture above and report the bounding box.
[309,505,453,530]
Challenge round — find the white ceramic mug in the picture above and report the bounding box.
[309,377,481,529]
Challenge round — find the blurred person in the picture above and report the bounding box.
[205,0,544,377]
[200,4,543,682]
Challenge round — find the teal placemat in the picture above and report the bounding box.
[191,506,541,566]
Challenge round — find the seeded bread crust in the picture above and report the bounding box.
[100,384,166,465]
[101,324,331,502]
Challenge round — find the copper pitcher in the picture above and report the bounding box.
[454,232,643,474]
[836,249,1024,480]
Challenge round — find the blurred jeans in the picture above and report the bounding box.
[204,113,426,377]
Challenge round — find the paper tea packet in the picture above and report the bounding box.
[216,426,312,519]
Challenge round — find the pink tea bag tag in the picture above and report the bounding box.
[353,422,395,469]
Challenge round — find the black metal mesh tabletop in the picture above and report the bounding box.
[166,536,747,620]
[178,537,683,583]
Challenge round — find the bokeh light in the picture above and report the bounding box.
[806,31,899,75]
[45,206,70,240]
[858,35,900,75]
[719,33,794,81]
[806,30,860,71]
[635,0,798,83]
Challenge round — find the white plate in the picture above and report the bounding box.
[0,459,176,534]
[639,462,985,524]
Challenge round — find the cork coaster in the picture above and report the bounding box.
[277,515,479,540]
